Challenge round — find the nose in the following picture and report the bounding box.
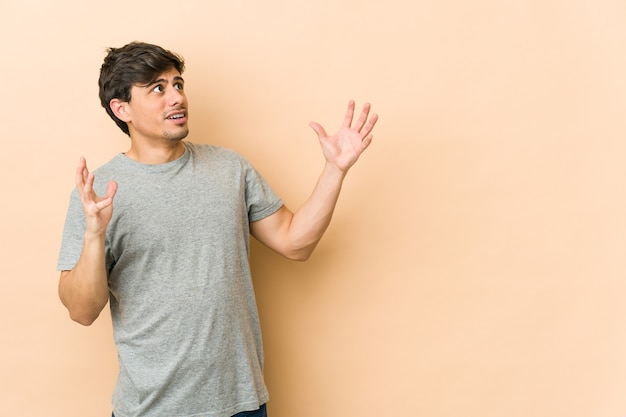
[166,86,185,106]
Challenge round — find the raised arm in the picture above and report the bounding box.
[58,157,118,326]
[250,100,378,260]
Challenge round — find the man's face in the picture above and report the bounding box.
[123,67,189,143]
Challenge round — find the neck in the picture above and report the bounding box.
[125,140,186,164]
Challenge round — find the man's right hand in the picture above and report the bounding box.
[76,157,118,236]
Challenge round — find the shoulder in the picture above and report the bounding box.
[92,153,127,176]
[80,154,126,192]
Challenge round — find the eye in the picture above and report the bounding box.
[174,82,184,91]
[152,84,164,93]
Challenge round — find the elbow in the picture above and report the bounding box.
[68,310,100,326]
[282,245,316,262]
[285,253,311,262]
[58,294,99,326]
[58,274,107,327]
[61,293,103,326]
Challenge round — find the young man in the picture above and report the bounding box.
[57,42,378,417]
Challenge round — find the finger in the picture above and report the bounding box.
[82,171,97,202]
[309,122,328,139]
[91,181,117,212]
[81,157,91,185]
[96,197,113,211]
[359,112,379,139]
[342,100,356,128]
[75,158,93,205]
[105,180,118,200]
[362,133,374,149]
[352,103,371,133]
[75,157,87,189]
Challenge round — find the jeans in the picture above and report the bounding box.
[233,403,267,417]
[112,403,267,417]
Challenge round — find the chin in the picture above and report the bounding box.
[165,129,189,142]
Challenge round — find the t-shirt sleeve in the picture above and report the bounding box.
[243,158,283,222]
[57,189,86,271]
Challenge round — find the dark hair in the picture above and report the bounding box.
[98,42,185,136]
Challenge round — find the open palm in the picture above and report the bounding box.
[309,100,378,172]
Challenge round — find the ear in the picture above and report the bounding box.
[110,99,131,122]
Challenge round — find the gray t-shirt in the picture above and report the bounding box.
[58,142,283,417]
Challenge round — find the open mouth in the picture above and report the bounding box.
[167,113,185,120]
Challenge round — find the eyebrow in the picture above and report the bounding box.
[143,76,185,88]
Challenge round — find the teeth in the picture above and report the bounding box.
[169,114,184,119]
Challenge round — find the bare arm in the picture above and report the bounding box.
[251,100,378,260]
[58,157,118,326]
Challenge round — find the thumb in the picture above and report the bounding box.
[308,122,327,139]
[106,180,119,199]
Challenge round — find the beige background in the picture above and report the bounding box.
[1,0,625,416]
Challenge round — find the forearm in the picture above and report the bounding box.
[58,232,110,326]
[285,163,347,259]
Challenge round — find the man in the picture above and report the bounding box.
[57,41,378,417]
